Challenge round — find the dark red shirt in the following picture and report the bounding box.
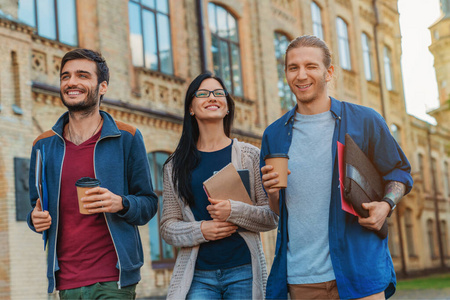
[56,129,119,290]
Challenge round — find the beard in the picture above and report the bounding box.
[60,85,100,114]
[293,72,328,104]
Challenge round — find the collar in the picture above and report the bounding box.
[284,97,343,126]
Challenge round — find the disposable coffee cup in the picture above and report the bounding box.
[264,153,289,188]
[75,177,101,214]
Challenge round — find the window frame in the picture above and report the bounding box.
[383,46,394,91]
[18,0,79,46]
[208,3,243,96]
[274,31,295,113]
[336,17,351,70]
[147,151,176,269]
[361,32,373,81]
[311,1,324,40]
[128,0,174,74]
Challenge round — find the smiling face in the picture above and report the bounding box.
[190,78,229,122]
[285,46,334,107]
[60,59,107,113]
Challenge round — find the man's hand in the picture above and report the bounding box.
[200,220,238,241]
[261,165,290,215]
[207,198,231,222]
[81,187,124,214]
[358,201,391,231]
[31,198,52,232]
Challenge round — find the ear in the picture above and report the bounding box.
[325,65,334,82]
[99,81,108,95]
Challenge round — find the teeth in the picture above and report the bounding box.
[298,84,311,89]
[68,91,81,95]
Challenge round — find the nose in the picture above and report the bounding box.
[208,94,217,102]
[66,75,78,88]
[297,67,307,80]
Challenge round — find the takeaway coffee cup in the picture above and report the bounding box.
[264,153,289,188]
[75,177,101,214]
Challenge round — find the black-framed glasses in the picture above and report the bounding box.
[193,89,228,98]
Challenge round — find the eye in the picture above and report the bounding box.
[214,89,226,97]
[196,90,209,97]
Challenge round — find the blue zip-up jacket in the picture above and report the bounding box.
[261,98,413,299]
[27,110,158,293]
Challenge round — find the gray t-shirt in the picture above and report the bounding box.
[286,111,336,284]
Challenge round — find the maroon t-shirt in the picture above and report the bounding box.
[56,129,119,291]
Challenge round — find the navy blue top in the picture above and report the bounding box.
[261,98,413,299]
[190,140,251,270]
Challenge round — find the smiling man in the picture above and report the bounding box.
[260,36,413,299]
[27,49,158,299]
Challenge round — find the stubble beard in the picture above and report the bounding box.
[60,85,100,116]
[293,72,328,105]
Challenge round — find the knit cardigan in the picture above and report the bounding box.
[160,139,279,299]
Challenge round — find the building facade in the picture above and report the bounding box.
[0,0,448,298]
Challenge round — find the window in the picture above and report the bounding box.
[418,153,424,181]
[128,0,174,74]
[274,32,295,112]
[390,124,400,146]
[147,151,175,268]
[361,33,373,81]
[18,0,78,46]
[444,162,450,196]
[208,3,243,96]
[383,46,394,91]
[387,218,399,257]
[432,157,440,193]
[336,17,351,70]
[311,2,323,40]
[427,219,437,259]
[404,208,416,257]
[441,221,449,257]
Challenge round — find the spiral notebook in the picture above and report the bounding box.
[203,163,253,205]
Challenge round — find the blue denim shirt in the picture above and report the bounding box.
[260,98,413,299]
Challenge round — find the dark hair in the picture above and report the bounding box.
[285,35,332,69]
[60,49,110,102]
[165,72,235,206]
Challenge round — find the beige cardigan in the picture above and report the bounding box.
[160,139,278,299]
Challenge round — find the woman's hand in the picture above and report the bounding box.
[200,220,238,241]
[207,198,231,221]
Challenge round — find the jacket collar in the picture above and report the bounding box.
[52,110,121,138]
[284,96,343,126]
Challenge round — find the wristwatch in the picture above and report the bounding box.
[382,197,396,217]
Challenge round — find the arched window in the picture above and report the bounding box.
[404,208,416,257]
[390,124,401,146]
[147,151,175,268]
[427,219,437,259]
[441,220,449,258]
[208,3,243,96]
[274,32,295,112]
[128,0,174,74]
[311,2,324,40]
[444,161,450,196]
[336,17,351,70]
[361,32,373,81]
[387,217,399,257]
[18,0,78,46]
[383,46,394,91]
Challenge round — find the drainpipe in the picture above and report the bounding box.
[373,0,406,276]
[427,126,446,268]
[196,0,208,73]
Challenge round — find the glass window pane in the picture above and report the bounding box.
[216,6,228,38]
[143,10,158,70]
[220,40,232,92]
[57,0,77,46]
[142,0,155,9]
[37,0,56,40]
[362,33,372,81]
[311,2,323,40]
[157,14,173,74]
[129,2,144,67]
[208,3,217,34]
[384,47,393,90]
[212,35,222,78]
[155,152,168,191]
[18,0,36,27]
[336,18,351,70]
[231,44,242,96]
[156,0,169,14]
[149,216,160,261]
[228,13,238,42]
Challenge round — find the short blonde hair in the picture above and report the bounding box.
[285,35,332,69]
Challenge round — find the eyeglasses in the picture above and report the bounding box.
[193,89,228,98]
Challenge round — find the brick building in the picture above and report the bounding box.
[0,0,448,299]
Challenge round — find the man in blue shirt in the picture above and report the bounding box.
[261,36,413,299]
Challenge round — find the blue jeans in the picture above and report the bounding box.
[186,263,253,300]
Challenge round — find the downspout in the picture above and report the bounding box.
[196,0,208,73]
[373,0,407,276]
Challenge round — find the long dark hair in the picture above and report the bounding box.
[165,72,235,206]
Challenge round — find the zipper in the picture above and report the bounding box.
[94,133,122,289]
[51,129,66,293]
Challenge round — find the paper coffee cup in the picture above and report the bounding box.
[75,177,101,214]
[264,153,289,188]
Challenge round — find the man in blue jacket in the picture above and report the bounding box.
[27,49,158,299]
[261,36,413,299]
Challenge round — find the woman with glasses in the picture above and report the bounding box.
[160,72,278,299]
